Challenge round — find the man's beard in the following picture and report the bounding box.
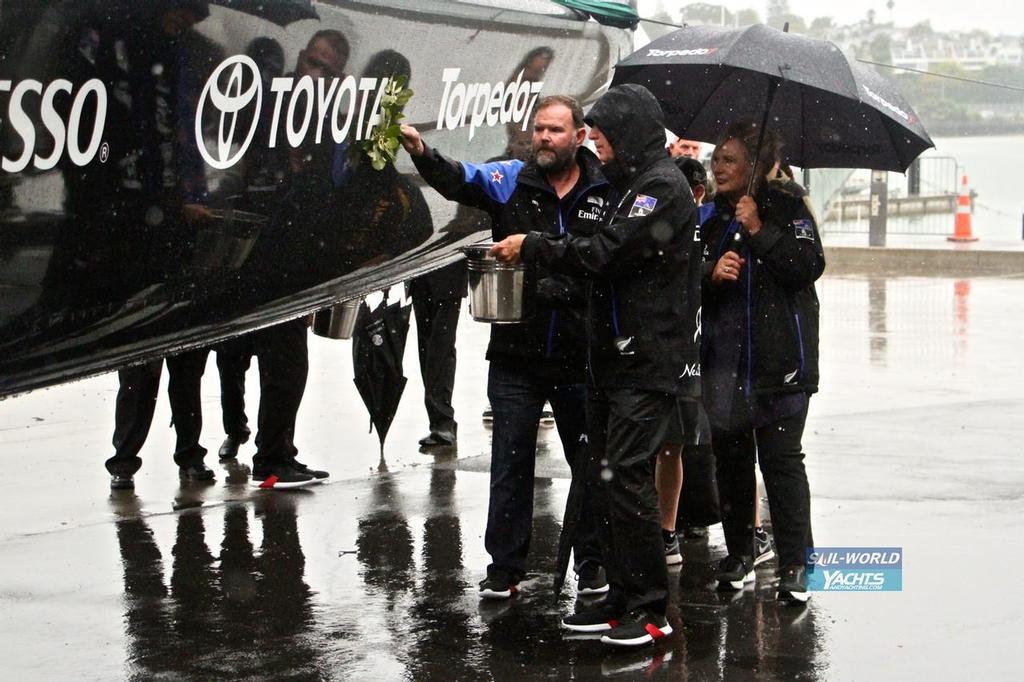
[533,143,577,173]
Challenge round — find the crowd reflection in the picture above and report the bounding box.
[109,468,825,679]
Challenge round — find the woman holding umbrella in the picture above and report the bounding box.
[701,122,825,603]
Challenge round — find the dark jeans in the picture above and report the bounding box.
[412,294,460,439]
[586,386,674,616]
[252,319,308,471]
[712,402,814,567]
[216,334,254,440]
[485,361,599,579]
[106,348,210,476]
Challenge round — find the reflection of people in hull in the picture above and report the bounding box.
[111,492,320,678]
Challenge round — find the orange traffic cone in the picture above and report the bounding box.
[948,174,978,242]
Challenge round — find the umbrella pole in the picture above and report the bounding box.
[744,76,781,197]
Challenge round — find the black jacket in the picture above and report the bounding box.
[521,84,702,395]
[411,145,610,377]
[700,180,825,399]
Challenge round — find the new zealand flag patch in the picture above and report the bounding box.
[628,194,658,217]
[793,219,815,242]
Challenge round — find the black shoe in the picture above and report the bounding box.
[291,460,329,482]
[575,560,610,596]
[561,599,624,632]
[754,526,775,566]
[777,565,810,604]
[478,568,519,600]
[110,473,134,490]
[218,434,248,460]
[600,609,673,647]
[715,555,755,591]
[418,432,455,448]
[179,463,216,481]
[681,525,708,540]
[539,408,555,427]
[249,464,316,489]
[664,531,682,566]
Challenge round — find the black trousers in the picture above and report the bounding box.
[587,386,674,616]
[411,293,460,439]
[216,333,255,440]
[252,319,308,471]
[712,402,814,567]
[106,348,210,476]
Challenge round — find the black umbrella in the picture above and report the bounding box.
[210,0,319,26]
[352,294,412,457]
[613,23,933,172]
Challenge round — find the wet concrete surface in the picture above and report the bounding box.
[2,273,1023,680]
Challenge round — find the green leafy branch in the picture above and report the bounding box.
[363,75,414,171]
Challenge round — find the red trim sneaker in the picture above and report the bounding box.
[600,610,673,647]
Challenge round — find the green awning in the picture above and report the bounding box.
[551,0,639,29]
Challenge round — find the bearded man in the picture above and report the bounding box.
[401,95,609,599]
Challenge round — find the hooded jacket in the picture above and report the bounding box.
[700,179,825,411]
[521,84,702,395]
[411,145,610,378]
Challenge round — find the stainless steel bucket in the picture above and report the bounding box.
[462,244,535,323]
[192,208,267,271]
[312,299,362,340]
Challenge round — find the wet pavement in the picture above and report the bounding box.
[2,271,1023,680]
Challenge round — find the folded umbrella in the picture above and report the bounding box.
[613,23,933,171]
[352,294,412,457]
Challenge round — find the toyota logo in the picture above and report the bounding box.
[195,55,262,170]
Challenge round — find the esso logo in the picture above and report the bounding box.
[195,55,262,170]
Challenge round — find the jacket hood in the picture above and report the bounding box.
[584,84,666,183]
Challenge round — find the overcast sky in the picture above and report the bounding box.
[639,1,1024,36]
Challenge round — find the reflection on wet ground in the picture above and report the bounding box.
[1,274,1023,679]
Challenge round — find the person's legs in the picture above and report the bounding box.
[755,403,813,568]
[252,320,310,478]
[601,388,673,616]
[414,293,460,443]
[655,444,683,532]
[165,347,210,470]
[484,362,545,583]
[712,426,758,560]
[216,335,253,442]
[107,360,163,478]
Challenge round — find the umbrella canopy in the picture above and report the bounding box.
[210,0,319,26]
[612,23,933,171]
[352,296,412,454]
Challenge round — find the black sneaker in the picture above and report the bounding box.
[249,464,316,489]
[681,525,708,540]
[292,460,329,482]
[218,434,248,460]
[777,565,810,604]
[575,560,609,596]
[715,555,755,591]
[664,531,682,566]
[539,408,555,427]
[110,473,134,490]
[754,526,775,566]
[600,609,673,647]
[478,569,519,600]
[179,463,216,481]
[482,406,494,423]
[561,599,623,632]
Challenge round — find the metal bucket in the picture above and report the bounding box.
[462,244,535,323]
[312,299,362,340]
[191,208,267,271]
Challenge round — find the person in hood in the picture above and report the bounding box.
[701,122,825,604]
[491,83,701,647]
[400,94,608,601]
